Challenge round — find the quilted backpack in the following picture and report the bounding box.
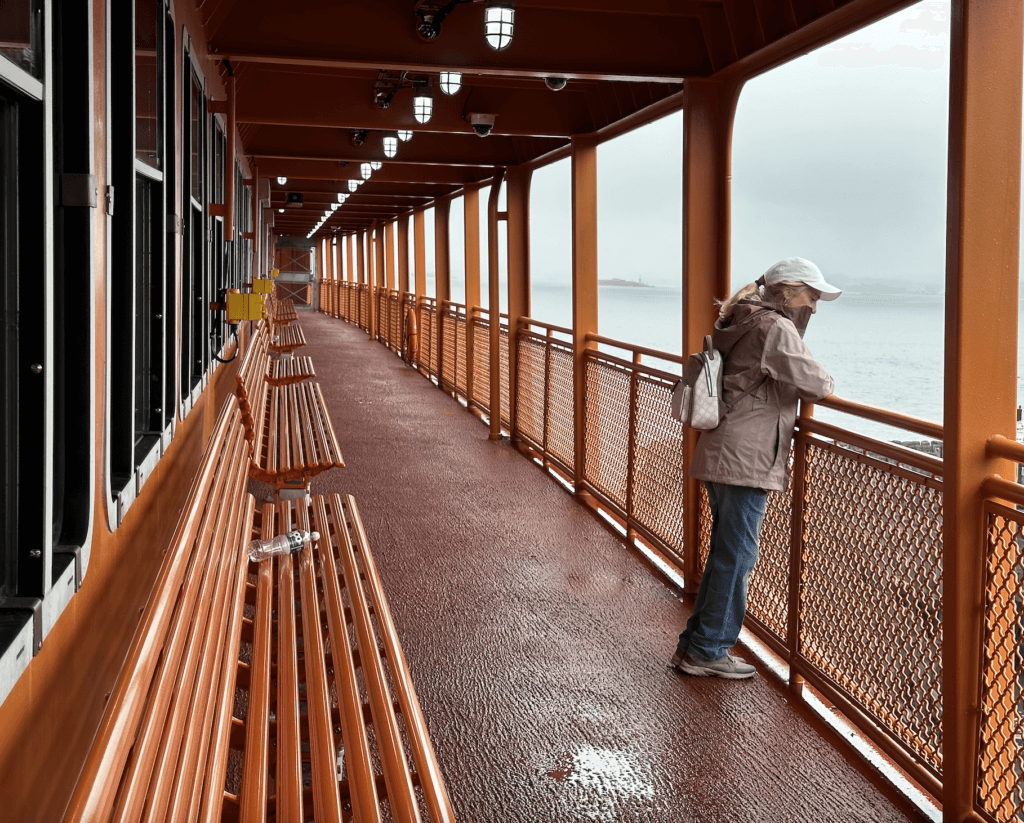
[670,335,724,430]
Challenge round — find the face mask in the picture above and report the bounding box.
[785,304,814,337]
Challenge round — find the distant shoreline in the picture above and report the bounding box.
[598,278,653,288]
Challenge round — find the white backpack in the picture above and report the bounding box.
[670,335,724,430]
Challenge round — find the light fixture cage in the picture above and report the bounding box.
[337,192,347,203]
[370,161,382,171]
[398,129,413,142]
[413,93,433,124]
[484,6,514,50]
[383,135,398,157]
[276,175,288,185]
[348,179,359,192]
[439,71,462,95]
[360,162,373,180]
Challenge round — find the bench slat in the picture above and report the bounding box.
[309,495,382,820]
[328,493,423,823]
[63,401,248,823]
[198,495,256,823]
[340,493,457,823]
[295,504,346,822]
[276,518,304,823]
[240,506,276,823]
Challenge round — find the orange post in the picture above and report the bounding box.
[464,188,482,399]
[487,171,506,440]
[375,224,386,342]
[943,1,1021,819]
[507,166,532,441]
[571,137,598,489]
[680,78,741,592]
[398,214,411,294]
[414,209,427,298]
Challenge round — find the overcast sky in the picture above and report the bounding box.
[528,0,952,293]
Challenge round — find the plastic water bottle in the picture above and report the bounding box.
[248,529,320,562]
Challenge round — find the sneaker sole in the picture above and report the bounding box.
[670,658,755,681]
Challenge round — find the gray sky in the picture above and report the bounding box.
[528,0,952,294]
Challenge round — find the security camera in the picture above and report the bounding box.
[544,77,568,92]
[467,112,496,137]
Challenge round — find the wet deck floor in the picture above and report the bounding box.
[297,307,920,823]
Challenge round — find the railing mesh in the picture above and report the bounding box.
[631,375,685,562]
[499,324,510,429]
[800,440,943,774]
[442,308,457,388]
[583,357,630,511]
[515,335,546,447]
[471,319,490,411]
[547,344,575,472]
[978,502,1024,822]
[748,476,793,644]
[455,315,467,396]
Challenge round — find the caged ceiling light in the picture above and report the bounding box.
[276,176,288,185]
[337,192,347,203]
[360,162,373,180]
[348,179,359,192]
[484,4,514,50]
[398,129,413,142]
[370,161,382,171]
[413,80,433,124]
[383,135,398,158]
[439,71,462,95]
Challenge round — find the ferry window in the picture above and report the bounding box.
[109,0,171,505]
[596,111,683,362]
[211,121,227,356]
[530,160,571,326]
[424,206,435,296]
[731,0,949,441]
[181,59,207,400]
[449,195,465,305]
[0,0,42,79]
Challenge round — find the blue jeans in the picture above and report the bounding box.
[677,482,768,661]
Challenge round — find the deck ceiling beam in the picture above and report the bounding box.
[253,159,490,186]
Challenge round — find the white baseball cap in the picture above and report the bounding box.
[759,257,842,301]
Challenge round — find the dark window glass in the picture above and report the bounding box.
[134,0,159,168]
[134,175,162,459]
[0,0,41,79]
[0,96,14,598]
[190,74,200,201]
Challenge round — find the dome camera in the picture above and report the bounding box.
[467,112,496,137]
[544,77,568,92]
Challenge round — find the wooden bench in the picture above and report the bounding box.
[269,322,307,355]
[238,494,457,823]
[267,352,316,386]
[266,294,298,325]
[63,397,455,823]
[235,321,343,496]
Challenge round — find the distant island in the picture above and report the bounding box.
[598,278,653,288]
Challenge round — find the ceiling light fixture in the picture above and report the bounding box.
[360,162,373,180]
[348,179,359,192]
[276,176,288,185]
[440,71,462,95]
[383,135,398,158]
[337,192,347,203]
[413,80,433,124]
[398,129,413,142]
[484,4,514,50]
[370,161,382,171]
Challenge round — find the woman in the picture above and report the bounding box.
[671,257,840,680]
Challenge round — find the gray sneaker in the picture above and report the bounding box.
[669,650,755,680]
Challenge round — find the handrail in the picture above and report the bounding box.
[986,433,1024,462]
[982,473,1024,507]
[817,394,943,440]
[799,416,944,477]
[520,316,573,336]
[583,346,681,386]
[584,332,685,366]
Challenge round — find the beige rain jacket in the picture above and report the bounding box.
[689,299,834,492]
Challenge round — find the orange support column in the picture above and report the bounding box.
[680,78,740,592]
[571,137,598,490]
[357,230,367,330]
[487,171,506,440]
[506,167,532,441]
[464,187,482,406]
[943,1,1021,819]
[398,214,411,295]
[372,224,384,342]
[414,209,427,298]
[435,198,451,386]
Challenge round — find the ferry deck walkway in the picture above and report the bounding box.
[285,306,918,823]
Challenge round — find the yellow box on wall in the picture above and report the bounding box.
[270,268,280,278]
[227,292,265,322]
[253,278,273,294]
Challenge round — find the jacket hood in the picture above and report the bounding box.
[715,299,814,352]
